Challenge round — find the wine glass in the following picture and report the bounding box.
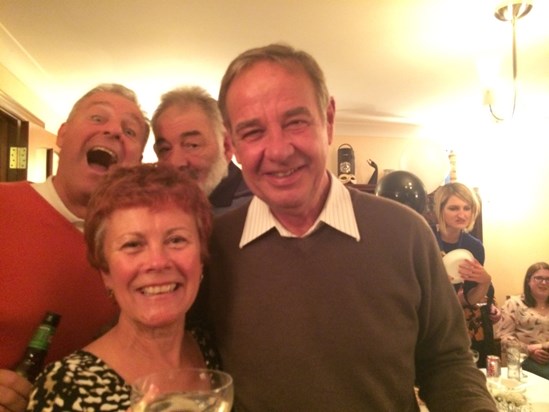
[505,341,524,381]
[130,368,233,412]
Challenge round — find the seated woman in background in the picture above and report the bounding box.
[433,182,500,367]
[27,163,220,411]
[496,262,549,379]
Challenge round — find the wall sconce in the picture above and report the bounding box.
[486,1,533,122]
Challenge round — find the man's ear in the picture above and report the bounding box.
[56,122,68,148]
[326,97,336,145]
[228,133,243,165]
[222,131,234,163]
[101,270,113,290]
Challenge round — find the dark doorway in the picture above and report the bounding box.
[0,109,29,182]
[0,91,45,182]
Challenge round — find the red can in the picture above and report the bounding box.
[486,355,501,378]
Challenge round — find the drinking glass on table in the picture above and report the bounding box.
[505,341,523,381]
[130,368,233,412]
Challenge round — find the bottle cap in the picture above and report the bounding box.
[44,311,61,327]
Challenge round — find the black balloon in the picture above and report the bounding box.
[375,170,427,213]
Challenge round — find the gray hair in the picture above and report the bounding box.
[218,43,330,129]
[67,83,150,142]
[152,86,225,150]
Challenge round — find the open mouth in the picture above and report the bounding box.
[87,147,118,170]
[139,283,180,296]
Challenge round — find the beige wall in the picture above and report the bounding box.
[329,133,549,306]
[0,65,57,127]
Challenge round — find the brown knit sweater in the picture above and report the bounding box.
[204,187,497,411]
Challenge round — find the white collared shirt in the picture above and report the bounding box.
[239,173,360,248]
[32,176,85,232]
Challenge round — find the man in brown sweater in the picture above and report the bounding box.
[202,43,497,411]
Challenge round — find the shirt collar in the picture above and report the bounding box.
[31,176,85,232]
[239,172,360,248]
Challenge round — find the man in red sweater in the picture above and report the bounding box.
[0,84,150,412]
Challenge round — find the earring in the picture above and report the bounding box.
[106,288,114,299]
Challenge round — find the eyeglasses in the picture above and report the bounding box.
[532,276,549,284]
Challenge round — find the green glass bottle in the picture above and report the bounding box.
[14,311,61,382]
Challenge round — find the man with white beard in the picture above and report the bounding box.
[152,86,251,214]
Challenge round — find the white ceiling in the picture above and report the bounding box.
[1,0,549,141]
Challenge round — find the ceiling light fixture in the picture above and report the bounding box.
[487,1,533,122]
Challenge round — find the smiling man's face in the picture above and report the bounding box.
[226,61,334,222]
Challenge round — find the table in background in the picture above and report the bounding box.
[418,368,549,411]
[483,367,549,412]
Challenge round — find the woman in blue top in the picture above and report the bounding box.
[433,182,492,306]
[433,183,501,367]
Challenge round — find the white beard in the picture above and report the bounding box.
[201,152,229,195]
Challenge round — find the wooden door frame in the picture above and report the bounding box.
[0,91,45,182]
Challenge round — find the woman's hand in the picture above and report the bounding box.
[527,343,549,364]
[0,369,32,412]
[459,259,491,284]
[458,259,492,306]
[530,348,549,364]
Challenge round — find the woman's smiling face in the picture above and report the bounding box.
[101,205,203,329]
[529,268,549,300]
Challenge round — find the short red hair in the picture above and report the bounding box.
[84,163,212,272]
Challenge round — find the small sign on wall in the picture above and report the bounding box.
[337,143,356,184]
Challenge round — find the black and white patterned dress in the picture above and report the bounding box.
[27,327,222,412]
